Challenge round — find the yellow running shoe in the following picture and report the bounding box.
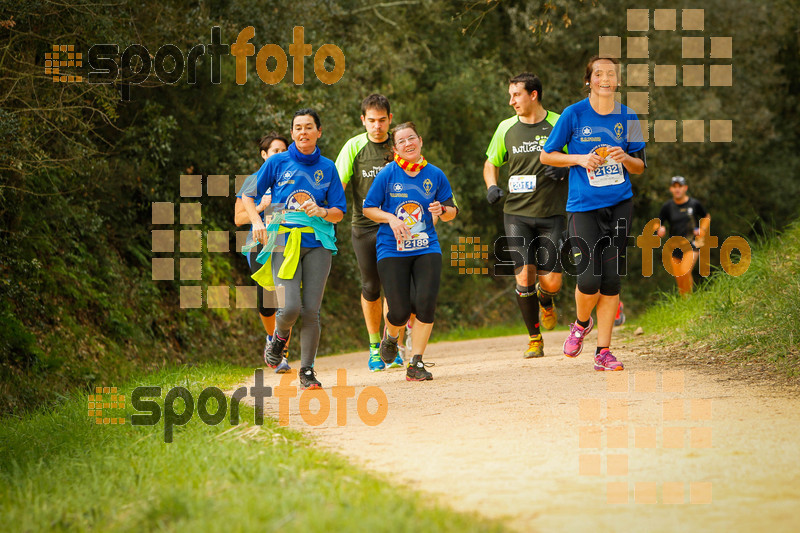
[537,283,557,330]
[539,302,557,330]
[540,303,557,330]
[524,334,544,358]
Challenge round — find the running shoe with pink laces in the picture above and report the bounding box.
[594,348,624,371]
[563,317,594,357]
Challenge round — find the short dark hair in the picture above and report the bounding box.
[509,73,543,102]
[258,132,288,154]
[583,55,620,92]
[361,94,391,116]
[391,122,420,145]
[291,108,321,129]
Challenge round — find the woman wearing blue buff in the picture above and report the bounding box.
[540,56,646,372]
[242,109,346,390]
[363,122,458,382]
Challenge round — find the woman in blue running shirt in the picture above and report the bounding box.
[541,56,646,372]
[363,122,458,382]
[242,109,347,390]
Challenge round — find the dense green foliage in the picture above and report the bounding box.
[638,221,800,377]
[2,0,799,413]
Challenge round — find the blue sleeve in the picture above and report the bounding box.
[434,169,454,203]
[543,109,573,153]
[363,167,389,209]
[252,158,275,198]
[324,164,347,212]
[236,173,257,199]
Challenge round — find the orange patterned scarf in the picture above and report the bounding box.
[394,153,428,172]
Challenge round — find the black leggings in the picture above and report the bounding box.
[351,225,382,302]
[248,246,277,318]
[377,253,441,325]
[567,198,633,297]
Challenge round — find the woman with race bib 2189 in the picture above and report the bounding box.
[363,122,458,382]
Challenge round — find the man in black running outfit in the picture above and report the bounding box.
[657,175,710,296]
[484,73,568,358]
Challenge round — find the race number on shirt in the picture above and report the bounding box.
[508,174,537,193]
[397,232,430,252]
[587,145,624,187]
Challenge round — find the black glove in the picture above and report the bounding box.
[486,185,505,204]
[545,165,568,181]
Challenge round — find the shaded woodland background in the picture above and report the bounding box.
[2,0,799,412]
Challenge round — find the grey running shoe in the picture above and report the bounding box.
[406,354,434,381]
[380,335,399,364]
[299,367,322,389]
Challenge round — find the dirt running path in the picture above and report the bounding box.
[238,331,800,532]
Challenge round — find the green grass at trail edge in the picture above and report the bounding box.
[431,321,566,344]
[0,363,503,533]
[431,321,527,342]
[636,221,800,377]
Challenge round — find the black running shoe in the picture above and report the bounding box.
[406,354,434,381]
[266,334,287,368]
[299,367,322,390]
[379,335,399,364]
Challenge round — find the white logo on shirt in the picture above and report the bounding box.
[511,141,543,154]
[362,166,385,179]
[277,171,293,187]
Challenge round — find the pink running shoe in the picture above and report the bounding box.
[594,348,624,371]
[563,318,594,357]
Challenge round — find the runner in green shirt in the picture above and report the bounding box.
[484,73,568,358]
[335,94,405,371]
